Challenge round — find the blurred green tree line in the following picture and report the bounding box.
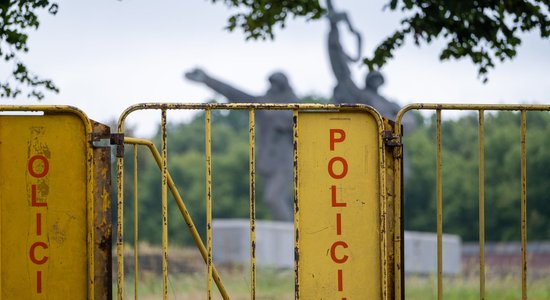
[118,109,550,245]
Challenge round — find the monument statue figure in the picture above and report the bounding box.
[326,0,416,131]
[185,68,295,221]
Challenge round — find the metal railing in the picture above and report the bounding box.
[115,103,395,300]
[394,103,550,300]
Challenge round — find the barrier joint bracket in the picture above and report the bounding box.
[110,133,125,157]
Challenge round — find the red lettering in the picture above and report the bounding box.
[36,213,42,236]
[338,269,344,291]
[336,213,342,235]
[331,185,346,207]
[31,185,47,207]
[329,130,350,294]
[30,242,48,265]
[328,157,348,179]
[330,241,349,264]
[28,155,49,178]
[330,129,346,151]
[37,271,43,293]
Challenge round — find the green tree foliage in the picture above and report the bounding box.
[217,0,549,82]
[0,0,59,100]
[212,0,324,40]
[405,111,550,241]
[2,1,547,99]
[122,109,269,246]
[365,0,549,82]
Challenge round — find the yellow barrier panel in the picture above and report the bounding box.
[295,112,383,299]
[0,106,97,299]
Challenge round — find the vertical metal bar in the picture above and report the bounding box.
[249,109,257,299]
[394,120,403,300]
[478,111,485,300]
[134,144,139,300]
[0,126,2,298]
[520,110,527,300]
[205,109,213,300]
[160,110,169,300]
[117,150,125,300]
[436,109,443,300]
[293,110,300,300]
[125,137,230,299]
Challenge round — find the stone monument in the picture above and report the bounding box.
[326,0,415,131]
[185,69,296,221]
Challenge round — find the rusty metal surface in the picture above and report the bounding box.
[116,137,125,299]
[383,118,398,300]
[248,109,257,299]
[160,110,169,300]
[91,121,113,300]
[292,110,300,300]
[205,109,213,300]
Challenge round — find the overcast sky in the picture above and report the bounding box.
[2,0,549,136]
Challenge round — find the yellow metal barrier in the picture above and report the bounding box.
[395,103,550,300]
[3,102,549,299]
[116,103,399,300]
[0,106,112,299]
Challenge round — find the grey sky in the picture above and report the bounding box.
[2,0,548,135]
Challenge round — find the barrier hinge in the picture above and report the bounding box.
[383,130,401,147]
[383,130,402,158]
[110,133,125,158]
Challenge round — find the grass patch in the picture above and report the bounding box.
[405,275,550,300]
[118,267,294,299]
[115,261,549,299]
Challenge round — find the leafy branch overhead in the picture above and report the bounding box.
[0,0,59,100]
[0,1,548,101]
[218,0,549,82]
[212,0,325,40]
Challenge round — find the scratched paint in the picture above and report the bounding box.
[0,114,88,299]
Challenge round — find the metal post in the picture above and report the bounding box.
[293,110,300,299]
[249,109,257,299]
[436,109,443,300]
[160,110,169,300]
[117,142,125,300]
[520,110,527,300]
[205,109,213,300]
[478,111,485,300]
[134,144,139,300]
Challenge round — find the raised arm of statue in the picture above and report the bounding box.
[185,68,255,102]
[326,0,359,92]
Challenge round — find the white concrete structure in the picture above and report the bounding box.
[212,219,294,268]
[213,219,462,274]
[404,231,461,275]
